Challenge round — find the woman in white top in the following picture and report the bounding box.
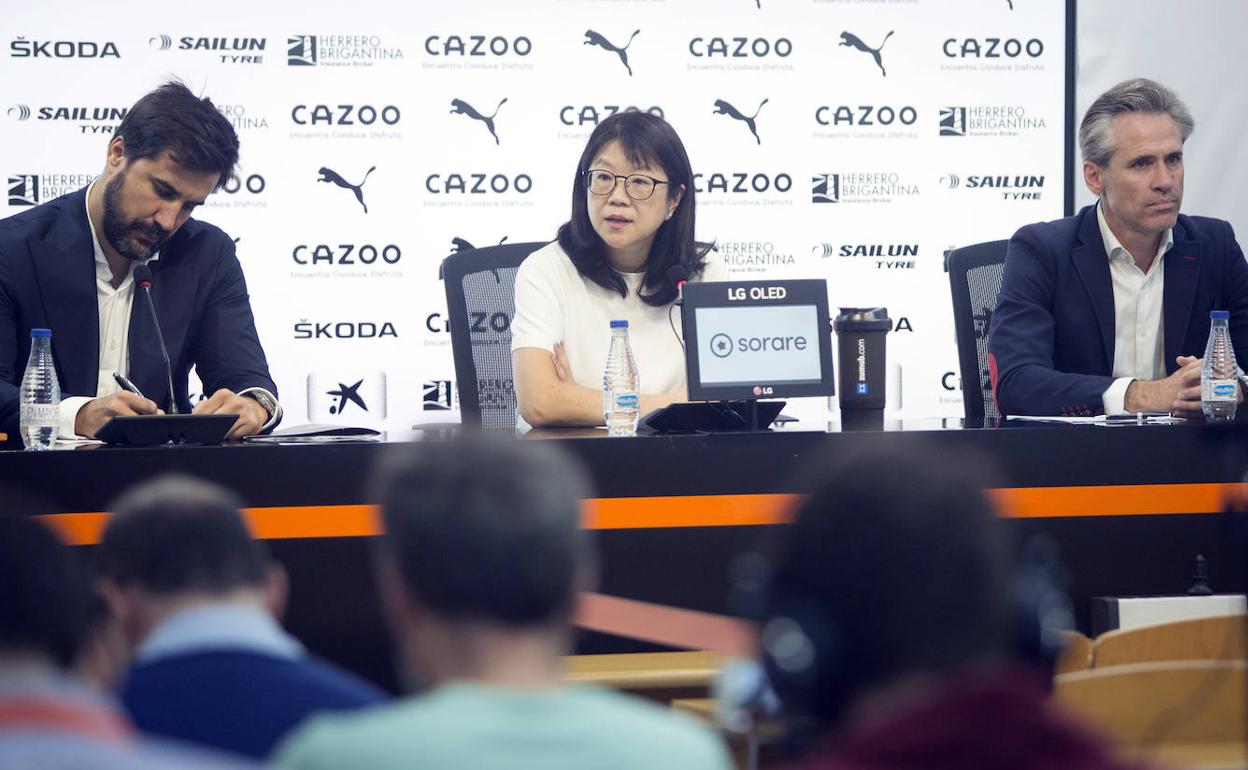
[511,112,727,428]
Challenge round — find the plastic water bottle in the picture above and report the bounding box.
[1201,310,1238,422]
[603,320,640,437]
[20,328,60,450]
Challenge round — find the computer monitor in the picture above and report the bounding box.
[681,279,835,401]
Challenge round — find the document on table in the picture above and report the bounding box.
[1008,413,1187,426]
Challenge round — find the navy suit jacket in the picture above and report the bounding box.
[988,204,1248,416]
[0,187,277,440]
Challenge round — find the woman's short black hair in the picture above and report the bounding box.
[113,80,239,191]
[556,112,714,307]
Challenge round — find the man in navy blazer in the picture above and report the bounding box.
[96,476,387,760]
[989,79,1248,417]
[0,81,279,443]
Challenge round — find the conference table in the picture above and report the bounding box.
[7,417,1248,692]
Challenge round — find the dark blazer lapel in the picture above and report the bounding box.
[1163,218,1202,369]
[1070,206,1115,369]
[27,188,99,395]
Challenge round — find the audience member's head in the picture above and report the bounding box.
[96,475,285,648]
[759,443,1011,725]
[370,433,595,688]
[0,515,93,671]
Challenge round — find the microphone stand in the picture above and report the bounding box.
[138,283,178,414]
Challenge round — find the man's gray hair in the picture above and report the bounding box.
[1079,78,1194,167]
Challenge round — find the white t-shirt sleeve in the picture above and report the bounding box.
[510,246,563,353]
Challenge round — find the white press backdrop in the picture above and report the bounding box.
[2,0,1069,430]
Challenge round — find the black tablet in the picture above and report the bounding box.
[95,414,240,446]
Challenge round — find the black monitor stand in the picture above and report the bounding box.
[638,399,786,434]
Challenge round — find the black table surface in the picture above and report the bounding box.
[7,418,1248,692]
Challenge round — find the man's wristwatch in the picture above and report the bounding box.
[246,390,279,419]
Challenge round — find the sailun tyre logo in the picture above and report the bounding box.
[7,105,30,121]
[941,174,961,190]
[150,35,173,50]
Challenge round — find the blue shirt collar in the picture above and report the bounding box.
[135,603,304,664]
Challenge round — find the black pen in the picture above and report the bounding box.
[1105,411,1171,423]
[112,371,145,399]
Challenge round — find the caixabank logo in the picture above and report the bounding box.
[814,104,918,141]
[941,36,1046,72]
[290,241,403,280]
[422,32,533,71]
[939,106,1046,137]
[694,171,794,208]
[7,173,94,206]
[812,242,920,271]
[939,173,1045,201]
[687,35,793,72]
[811,173,919,205]
[7,104,127,135]
[289,103,402,141]
[306,372,388,421]
[9,37,120,59]
[149,34,266,64]
[288,34,404,68]
[718,241,796,275]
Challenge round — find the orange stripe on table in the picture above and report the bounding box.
[33,483,1245,545]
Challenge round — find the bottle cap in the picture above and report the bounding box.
[1211,310,1230,320]
[30,328,51,338]
[610,320,629,329]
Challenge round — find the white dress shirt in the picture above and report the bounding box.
[1099,200,1174,414]
[57,181,279,437]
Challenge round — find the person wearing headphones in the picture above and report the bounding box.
[753,444,1148,770]
[511,112,728,429]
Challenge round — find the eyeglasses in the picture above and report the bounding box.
[584,169,671,201]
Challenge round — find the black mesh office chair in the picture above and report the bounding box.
[946,240,1009,427]
[440,241,547,431]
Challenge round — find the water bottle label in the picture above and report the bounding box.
[1204,379,1238,402]
[20,403,58,423]
[613,393,639,410]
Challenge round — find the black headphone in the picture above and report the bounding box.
[726,533,1074,730]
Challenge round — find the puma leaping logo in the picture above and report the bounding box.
[840,30,893,77]
[713,98,768,144]
[450,98,508,145]
[317,166,376,214]
[584,29,640,76]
